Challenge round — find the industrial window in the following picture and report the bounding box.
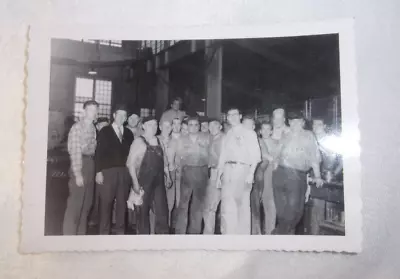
[74,77,112,121]
[140,40,181,53]
[82,39,122,47]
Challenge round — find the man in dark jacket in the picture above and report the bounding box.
[95,104,134,235]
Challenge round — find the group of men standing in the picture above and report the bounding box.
[62,96,342,236]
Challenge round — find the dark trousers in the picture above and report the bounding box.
[89,184,100,225]
[175,166,208,234]
[250,161,269,234]
[272,165,307,235]
[63,156,95,235]
[137,171,169,234]
[98,167,130,235]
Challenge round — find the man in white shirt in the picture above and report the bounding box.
[160,97,186,126]
[217,108,261,234]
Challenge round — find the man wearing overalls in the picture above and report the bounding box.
[126,116,171,234]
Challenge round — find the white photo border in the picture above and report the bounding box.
[21,18,362,253]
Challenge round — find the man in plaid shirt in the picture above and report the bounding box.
[63,100,98,235]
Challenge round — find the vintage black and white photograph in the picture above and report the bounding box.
[22,21,361,252]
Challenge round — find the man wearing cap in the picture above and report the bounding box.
[271,108,290,141]
[200,116,210,134]
[160,97,186,126]
[63,100,99,235]
[95,105,134,235]
[203,118,224,234]
[272,110,323,235]
[126,116,171,234]
[174,116,210,234]
[217,107,261,235]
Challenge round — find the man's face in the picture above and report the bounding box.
[201,122,209,133]
[143,120,158,136]
[242,118,255,131]
[160,121,172,135]
[113,110,128,126]
[171,100,181,111]
[172,118,182,133]
[181,123,189,135]
[188,119,200,134]
[96,122,108,132]
[127,114,140,128]
[227,109,241,126]
[272,109,285,128]
[84,104,98,122]
[289,118,305,131]
[209,121,221,136]
[312,119,326,135]
[260,124,272,139]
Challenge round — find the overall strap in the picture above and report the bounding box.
[140,136,149,147]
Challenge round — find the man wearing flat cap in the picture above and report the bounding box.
[272,110,323,235]
[95,104,134,235]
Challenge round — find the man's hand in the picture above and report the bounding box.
[165,173,173,189]
[216,170,223,189]
[95,172,104,185]
[245,173,254,184]
[313,177,324,188]
[75,173,84,187]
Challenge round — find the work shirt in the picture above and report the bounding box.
[271,125,290,141]
[218,124,261,169]
[67,120,97,177]
[175,133,210,167]
[278,129,321,172]
[259,137,280,161]
[208,132,224,168]
[160,109,186,126]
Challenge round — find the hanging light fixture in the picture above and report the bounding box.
[88,40,100,75]
[88,67,97,75]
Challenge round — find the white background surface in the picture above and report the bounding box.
[1,0,400,278]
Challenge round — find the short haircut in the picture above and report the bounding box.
[260,120,272,127]
[181,119,189,125]
[312,116,331,126]
[187,116,200,123]
[113,104,128,114]
[226,107,241,115]
[172,97,183,104]
[83,100,99,109]
[172,117,181,123]
[242,115,255,122]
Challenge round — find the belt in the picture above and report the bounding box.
[82,154,95,159]
[225,161,250,166]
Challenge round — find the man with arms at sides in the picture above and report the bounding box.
[272,110,323,235]
[126,110,144,139]
[126,116,171,234]
[308,116,343,234]
[174,116,210,234]
[217,108,261,235]
[160,97,186,126]
[63,100,98,235]
[202,118,225,234]
[88,116,110,228]
[251,121,278,234]
[95,105,134,235]
[157,119,177,231]
[271,108,290,141]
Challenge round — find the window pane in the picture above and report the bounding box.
[75,77,94,98]
[95,79,112,105]
[98,104,112,118]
